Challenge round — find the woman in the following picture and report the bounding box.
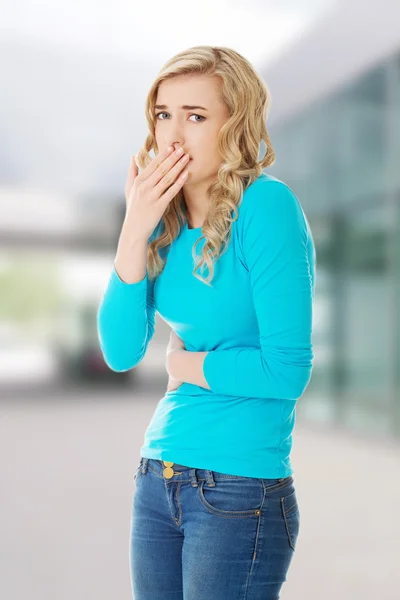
[97,45,316,600]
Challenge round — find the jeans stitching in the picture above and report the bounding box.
[174,482,183,526]
[283,500,299,517]
[145,464,292,489]
[281,496,299,551]
[197,478,264,518]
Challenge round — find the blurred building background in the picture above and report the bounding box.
[265,0,400,439]
[1,0,399,440]
[1,1,400,599]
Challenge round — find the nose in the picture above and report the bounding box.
[167,141,182,151]
[166,142,190,157]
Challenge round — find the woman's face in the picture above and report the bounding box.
[154,74,230,185]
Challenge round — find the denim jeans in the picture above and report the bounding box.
[129,457,300,600]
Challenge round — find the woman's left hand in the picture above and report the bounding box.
[166,375,183,392]
[166,330,186,391]
[166,329,186,356]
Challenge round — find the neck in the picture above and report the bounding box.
[182,177,213,227]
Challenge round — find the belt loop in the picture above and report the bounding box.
[142,457,149,474]
[206,470,216,486]
[189,467,215,487]
[190,468,199,487]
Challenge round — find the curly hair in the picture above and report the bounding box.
[135,45,276,287]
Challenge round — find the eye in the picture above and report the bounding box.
[190,114,206,123]
[155,112,206,123]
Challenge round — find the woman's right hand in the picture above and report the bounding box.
[123,145,190,242]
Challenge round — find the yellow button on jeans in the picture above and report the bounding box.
[163,460,175,479]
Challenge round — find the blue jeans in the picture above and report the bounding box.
[129,457,300,600]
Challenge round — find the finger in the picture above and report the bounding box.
[160,168,188,206]
[125,154,138,197]
[139,145,175,182]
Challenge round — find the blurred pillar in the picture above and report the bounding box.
[386,54,400,437]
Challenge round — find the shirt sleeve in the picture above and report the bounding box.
[202,179,315,400]
[96,226,159,372]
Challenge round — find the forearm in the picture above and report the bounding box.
[167,350,211,390]
[97,266,156,372]
[97,227,155,372]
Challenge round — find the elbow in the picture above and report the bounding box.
[96,321,147,372]
[97,337,146,372]
[289,362,313,399]
[292,368,313,398]
[102,354,135,373]
[101,350,144,372]
[264,351,313,400]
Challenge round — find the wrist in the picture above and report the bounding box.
[119,219,149,247]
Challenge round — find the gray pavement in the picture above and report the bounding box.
[1,383,399,600]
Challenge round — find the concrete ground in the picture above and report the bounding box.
[1,379,399,600]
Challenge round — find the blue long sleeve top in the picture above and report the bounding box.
[97,173,316,478]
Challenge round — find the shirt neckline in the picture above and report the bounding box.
[184,221,203,234]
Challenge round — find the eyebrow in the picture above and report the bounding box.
[154,104,209,111]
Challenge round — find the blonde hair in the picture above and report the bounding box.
[136,45,276,287]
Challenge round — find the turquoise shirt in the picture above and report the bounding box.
[97,173,316,478]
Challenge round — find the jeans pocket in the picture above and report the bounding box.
[281,489,300,551]
[198,477,264,518]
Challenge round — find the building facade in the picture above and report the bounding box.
[262,1,400,437]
